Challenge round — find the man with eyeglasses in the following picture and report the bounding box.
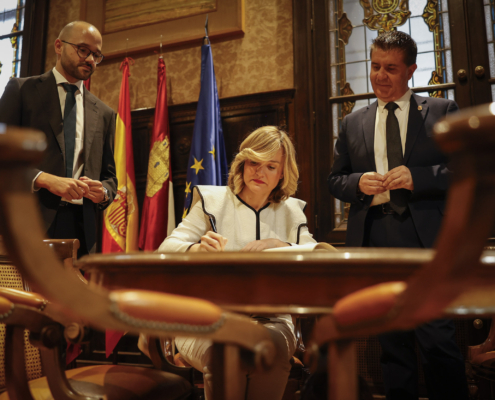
[0,21,117,258]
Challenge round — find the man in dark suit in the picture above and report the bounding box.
[328,31,468,399]
[0,21,117,257]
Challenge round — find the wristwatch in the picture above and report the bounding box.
[102,187,109,203]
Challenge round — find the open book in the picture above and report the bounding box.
[263,242,338,252]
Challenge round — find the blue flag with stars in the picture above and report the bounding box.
[183,43,228,218]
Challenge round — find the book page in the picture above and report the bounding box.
[263,242,338,252]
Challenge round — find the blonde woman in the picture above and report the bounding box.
[158,126,316,400]
[160,126,315,253]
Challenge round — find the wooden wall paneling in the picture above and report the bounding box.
[311,0,344,245]
[130,108,155,222]
[447,0,474,109]
[131,89,295,228]
[463,0,492,106]
[21,0,49,77]
[292,0,316,237]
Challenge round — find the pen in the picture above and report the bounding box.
[209,216,217,233]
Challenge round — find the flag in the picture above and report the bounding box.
[183,43,228,218]
[139,57,175,250]
[101,57,139,357]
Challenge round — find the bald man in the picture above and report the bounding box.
[0,21,117,257]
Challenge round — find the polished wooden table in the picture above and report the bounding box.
[78,249,495,314]
[78,249,439,314]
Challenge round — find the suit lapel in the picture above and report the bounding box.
[404,94,428,164]
[36,71,64,156]
[84,90,99,166]
[362,101,378,171]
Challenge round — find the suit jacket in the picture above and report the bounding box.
[328,93,458,248]
[0,70,117,253]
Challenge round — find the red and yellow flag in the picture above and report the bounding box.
[139,57,175,250]
[102,57,138,357]
[102,57,139,253]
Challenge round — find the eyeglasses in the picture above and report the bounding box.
[61,40,104,64]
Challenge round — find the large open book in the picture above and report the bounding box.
[263,242,338,252]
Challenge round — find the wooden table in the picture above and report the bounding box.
[78,249,433,312]
[78,249,495,313]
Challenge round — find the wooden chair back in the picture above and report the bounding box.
[0,237,80,393]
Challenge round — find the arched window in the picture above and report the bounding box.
[0,0,24,96]
[0,0,49,97]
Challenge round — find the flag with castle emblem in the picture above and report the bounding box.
[183,42,228,217]
[102,57,139,356]
[139,57,175,250]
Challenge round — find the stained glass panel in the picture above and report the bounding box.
[0,0,25,98]
[484,0,495,101]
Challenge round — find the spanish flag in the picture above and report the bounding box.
[102,57,139,253]
[102,57,138,356]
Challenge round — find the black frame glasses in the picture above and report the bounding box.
[61,40,104,64]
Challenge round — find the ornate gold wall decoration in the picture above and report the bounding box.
[341,82,356,119]
[428,70,444,98]
[360,0,410,32]
[338,12,353,45]
[360,0,373,18]
[422,0,444,97]
[422,0,438,31]
[10,22,18,78]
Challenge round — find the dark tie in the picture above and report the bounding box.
[62,83,78,178]
[385,102,408,215]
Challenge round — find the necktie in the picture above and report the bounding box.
[62,83,78,178]
[385,102,407,215]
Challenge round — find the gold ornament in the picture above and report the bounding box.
[145,137,170,198]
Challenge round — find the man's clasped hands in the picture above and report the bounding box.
[35,173,106,203]
[358,165,414,196]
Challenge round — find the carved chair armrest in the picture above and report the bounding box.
[43,239,87,284]
[108,289,276,373]
[0,295,86,400]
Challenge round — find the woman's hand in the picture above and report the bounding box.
[240,238,290,252]
[189,231,228,252]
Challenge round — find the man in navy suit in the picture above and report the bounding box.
[0,21,117,257]
[328,31,468,399]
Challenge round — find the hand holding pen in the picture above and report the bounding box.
[188,216,228,252]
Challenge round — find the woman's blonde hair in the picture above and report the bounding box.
[228,126,298,203]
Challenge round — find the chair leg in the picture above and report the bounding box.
[5,325,35,400]
[210,343,246,400]
[40,338,102,400]
[148,337,196,384]
[327,339,358,400]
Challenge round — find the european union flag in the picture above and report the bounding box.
[183,43,228,218]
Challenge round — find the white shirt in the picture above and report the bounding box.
[159,186,316,253]
[34,68,85,204]
[371,89,412,206]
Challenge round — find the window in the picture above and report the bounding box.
[484,0,495,101]
[0,0,25,98]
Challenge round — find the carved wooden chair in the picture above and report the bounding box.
[0,238,79,395]
[0,126,278,400]
[308,104,495,400]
